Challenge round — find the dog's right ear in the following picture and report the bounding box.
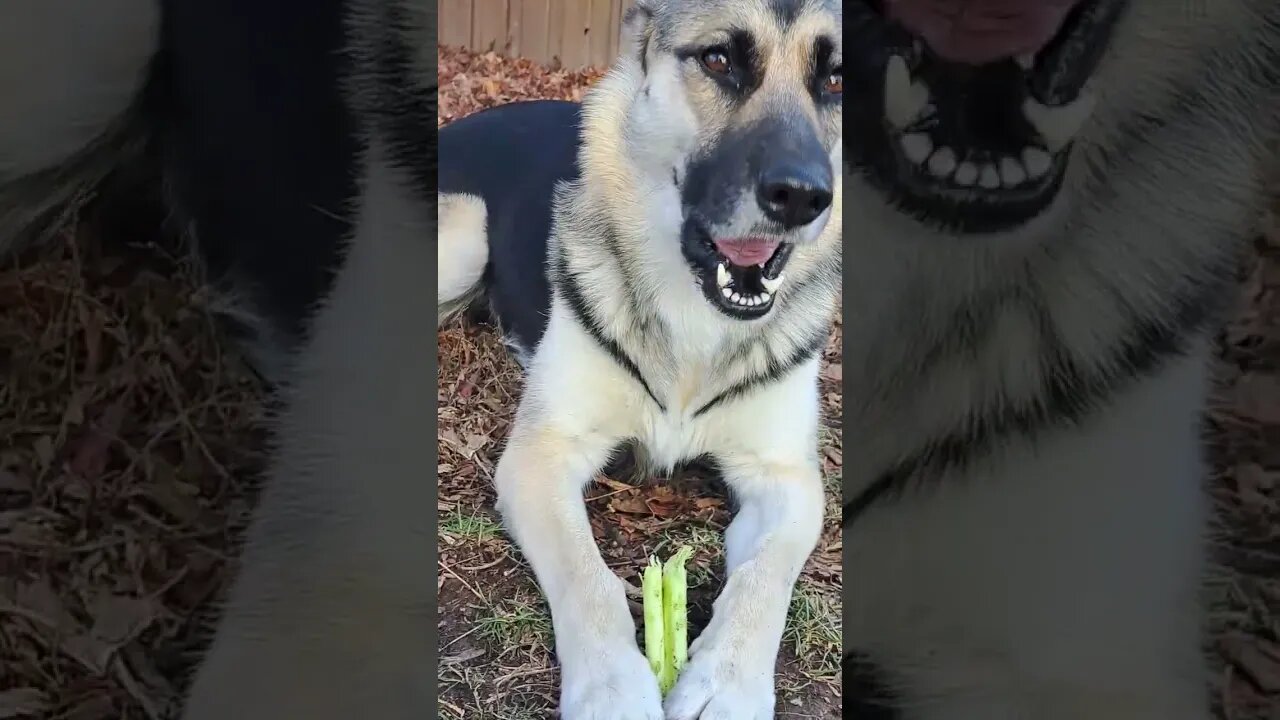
[619,0,656,73]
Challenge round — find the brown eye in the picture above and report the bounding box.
[701,49,731,75]
[824,69,843,94]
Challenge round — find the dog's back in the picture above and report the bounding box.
[438,99,583,358]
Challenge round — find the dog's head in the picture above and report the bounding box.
[582,0,843,322]
[844,0,1275,241]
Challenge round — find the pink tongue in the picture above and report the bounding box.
[885,0,1082,66]
[714,238,779,267]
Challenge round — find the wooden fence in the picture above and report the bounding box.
[439,0,635,70]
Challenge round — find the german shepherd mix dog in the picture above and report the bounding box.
[1,1,434,718]
[841,1,1278,719]
[437,1,843,717]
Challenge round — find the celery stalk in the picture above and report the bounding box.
[642,556,666,680]
[661,546,694,692]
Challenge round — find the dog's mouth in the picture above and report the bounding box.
[849,0,1128,234]
[682,223,794,320]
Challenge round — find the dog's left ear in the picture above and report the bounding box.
[619,0,656,73]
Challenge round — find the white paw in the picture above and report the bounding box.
[559,643,665,720]
[662,624,776,720]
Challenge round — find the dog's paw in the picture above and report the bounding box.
[560,644,665,720]
[662,627,776,720]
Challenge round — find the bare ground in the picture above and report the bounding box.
[0,44,1273,720]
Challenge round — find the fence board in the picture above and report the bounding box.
[559,0,590,70]
[438,0,472,48]
[519,0,549,61]
[608,0,625,62]
[471,0,509,53]
[588,0,612,68]
[505,0,524,57]
[547,0,566,65]
[438,0,633,69]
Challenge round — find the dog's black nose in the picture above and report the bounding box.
[757,166,833,228]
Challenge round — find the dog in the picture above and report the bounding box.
[1,1,435,717]
[839,1,1279,718]
[436,1,843,717]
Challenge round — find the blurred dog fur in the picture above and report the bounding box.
[1,1,434,717]
[837,1,1279,718]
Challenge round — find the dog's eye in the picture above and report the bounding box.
[824,69,843,94]
[701,48,732,75]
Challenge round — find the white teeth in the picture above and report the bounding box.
[979,164,1001,189]
[1022,93,1095,152]
[915,147,1043,189]
[884,55,930,130]
[999,157,1027,187]
[722,287,733,298]
[927,147,957,178]
[761,273,785,293]
[901,133,933,164]
[726,290,769,308]
[1022,147,1052,178]
[717,263,731,288]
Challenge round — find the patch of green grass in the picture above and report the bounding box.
[439,687,549,720]
[784,585,842,682]
[654,523,721,555]
[475,599,551,648]
[818,423,839,446]
[823,469,842,495]
[440,507,503,542]
[653,523,723,589]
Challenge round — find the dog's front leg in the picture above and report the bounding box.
[180,151,432,719]
[664,456,825,720]
[494,409,665,720]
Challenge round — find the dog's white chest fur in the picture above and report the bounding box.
[643,418,696,471]
[532,309,714,467]
[529,303,821,475]
[636,386,712,471]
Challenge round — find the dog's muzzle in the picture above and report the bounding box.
[680,116,834,320]
[848,0,1130,234]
